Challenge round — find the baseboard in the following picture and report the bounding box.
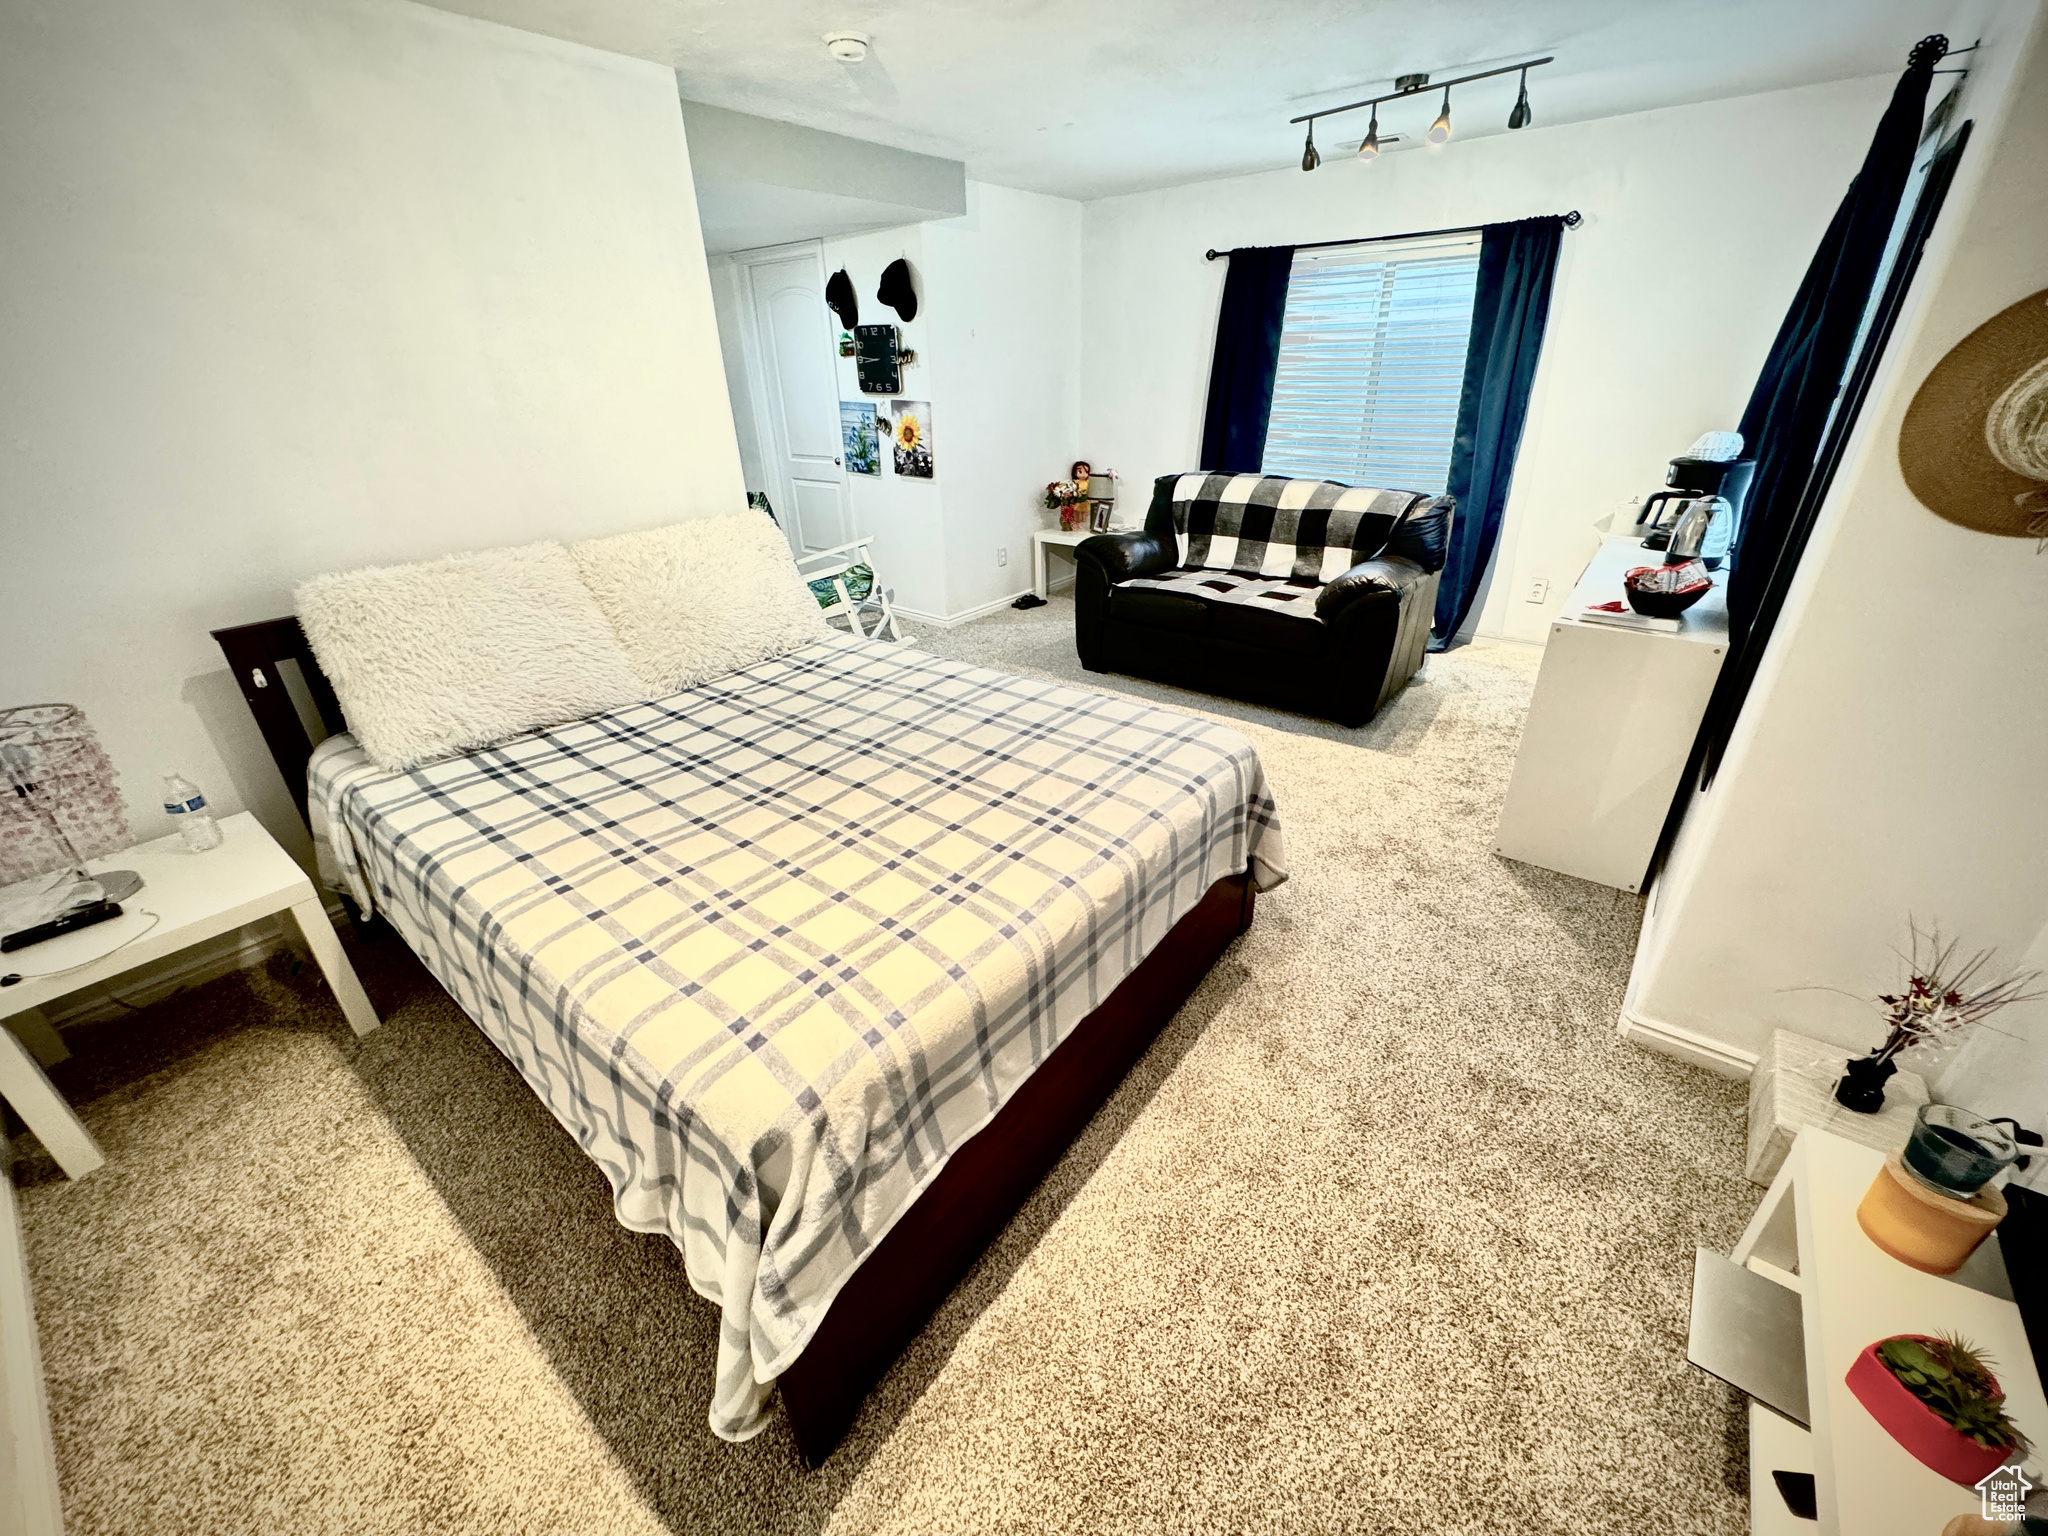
[39,895,349,1030]
[897,581,1070,630]
[1617,1004,1759,1080]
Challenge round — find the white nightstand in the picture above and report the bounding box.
[0,812,378,1179]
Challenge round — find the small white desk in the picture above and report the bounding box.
[1494,535,1730,892]
[1030,527,1125,600]
[1732,1128,2047,1534]
[0,813,377,1179]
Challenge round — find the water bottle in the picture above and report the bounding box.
[163,772,223,852]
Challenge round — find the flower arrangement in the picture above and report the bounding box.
[1833,923,2044,1111]
[1875,927,2043,1060]
[1875,1335,2029,1454]
[1044,479,1086,531]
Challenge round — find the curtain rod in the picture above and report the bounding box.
[1204,210,1580,262]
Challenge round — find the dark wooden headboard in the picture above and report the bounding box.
[211,617,346,827]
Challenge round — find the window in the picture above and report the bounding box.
[1260,233,1482,494]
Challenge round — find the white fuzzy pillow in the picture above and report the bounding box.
[568,512,831,695]
[297,541,648,771]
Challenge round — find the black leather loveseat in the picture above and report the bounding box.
[1073,472,1452,726]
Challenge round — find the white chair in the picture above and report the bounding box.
[794,537,904,642]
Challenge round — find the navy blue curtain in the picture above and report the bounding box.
[1199,245,1295,472]
[1693,36,1947,783]
[1431,216,1566,649]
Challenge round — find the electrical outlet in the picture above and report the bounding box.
[996,547,1008,567]
[1525,576,1549,603]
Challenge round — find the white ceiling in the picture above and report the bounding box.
[418,0,1958,200]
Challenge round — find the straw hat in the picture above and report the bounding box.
[1898,287,2048,539]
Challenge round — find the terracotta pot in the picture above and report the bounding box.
[1845,1338,2018,1486]
[1857,1151,2006,1275]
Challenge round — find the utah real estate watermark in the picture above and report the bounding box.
[1976,1463,2032,1524]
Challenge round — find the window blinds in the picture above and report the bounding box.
[1260,234,1482,495]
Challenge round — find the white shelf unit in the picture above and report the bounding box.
[1727,1128,2046,1534]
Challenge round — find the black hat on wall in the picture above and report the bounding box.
[877,258,918,321]
[824,268,858,329]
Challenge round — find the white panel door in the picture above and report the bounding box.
[745,249,851,557]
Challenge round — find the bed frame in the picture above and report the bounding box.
[211,615,1255,1467]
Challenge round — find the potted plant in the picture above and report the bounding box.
[1846,1333,2031,1485]
[1831,924,2043,1112]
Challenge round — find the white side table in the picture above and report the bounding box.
[0,812,377,1179]
[1030,527,1118,600]
[1746,1029,1928,1185]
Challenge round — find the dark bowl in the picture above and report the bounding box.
[1624,565,1712,618]
[1625,585,1709,618]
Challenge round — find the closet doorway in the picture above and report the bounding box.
[730,241,854,558]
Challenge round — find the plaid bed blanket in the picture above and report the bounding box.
[309,635,1286,1439]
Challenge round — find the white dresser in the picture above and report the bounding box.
[1493,535,1730,892]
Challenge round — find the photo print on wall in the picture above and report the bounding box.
[891,400,933,479]
[840,401,880,475]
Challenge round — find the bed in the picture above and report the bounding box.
[213,617,1286,1463]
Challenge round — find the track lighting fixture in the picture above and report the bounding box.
[1427,88,1452,143]
[1508,67,1532,129]
[1356,109,1380,159]
[1284,54,1551,166]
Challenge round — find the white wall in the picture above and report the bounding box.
[0,1136,61,1536]
[1078,74,1899,643]
[707,256,770,493]
[0,0,746,868]
[714,182,1083,623]
[821,225,950,618]
[924,183,1084,617]
[1624,0,2048,1106]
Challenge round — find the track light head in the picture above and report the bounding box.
[1428,88,1452,144]
[1357,110,1380,160]
[1508,67,1532,129]
[1301,123,1320,171]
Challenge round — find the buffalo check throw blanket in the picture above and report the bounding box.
[311,636,1286,1439]
[1169,471,1428,584]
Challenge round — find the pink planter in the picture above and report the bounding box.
[1846,1338,2016,1486]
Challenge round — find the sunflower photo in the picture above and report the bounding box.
[889,399,934,479]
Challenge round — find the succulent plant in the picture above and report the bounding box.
[1876,1334,2032,1453]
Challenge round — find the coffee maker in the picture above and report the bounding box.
[1636,433,1755,570]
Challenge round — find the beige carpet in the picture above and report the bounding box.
[12,596,1757,1534]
